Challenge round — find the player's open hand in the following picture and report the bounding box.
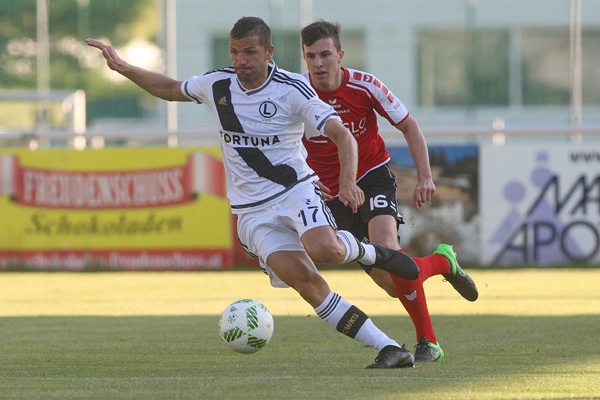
[85,38,125,73]
[412,178,436,209]
[339,182,364,213]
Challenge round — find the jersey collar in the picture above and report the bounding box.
[237,60,277,96]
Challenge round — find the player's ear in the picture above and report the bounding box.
[267,44,275,60]
[338,49,344,63]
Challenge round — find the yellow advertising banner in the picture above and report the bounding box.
[0,147,233,270]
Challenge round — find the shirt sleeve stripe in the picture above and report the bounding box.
[316,111,339,131]
[272,72,315,100]
[182,80,203,104]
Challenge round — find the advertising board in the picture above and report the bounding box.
[480,143,600,266]
[0,147,232,270]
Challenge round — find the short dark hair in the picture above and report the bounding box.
[301,20,342,52]
[230,16,272,48]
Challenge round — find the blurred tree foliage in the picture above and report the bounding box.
[0,0,159,122]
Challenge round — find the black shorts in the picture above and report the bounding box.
[326,164,404,243]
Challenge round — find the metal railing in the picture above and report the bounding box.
[1,125,600,150]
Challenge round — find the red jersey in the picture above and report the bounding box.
[302,68,409,197]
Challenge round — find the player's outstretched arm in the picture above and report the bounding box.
[85,38,188,102]
[323,119,364,212]
[395,115,436,209]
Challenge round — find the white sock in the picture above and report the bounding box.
[314,291,399,351]
[358,244,377,265]
[335,230,376,264]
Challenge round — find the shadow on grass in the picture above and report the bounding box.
[0,314,599,399]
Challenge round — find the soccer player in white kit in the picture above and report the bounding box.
[86,16,419,368]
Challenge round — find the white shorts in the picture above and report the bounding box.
[236,181,337,288]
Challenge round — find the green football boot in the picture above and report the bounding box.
[435,244,479,301]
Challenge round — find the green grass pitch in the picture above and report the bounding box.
[0,268,599,399]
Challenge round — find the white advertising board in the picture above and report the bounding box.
[480,143,600,266]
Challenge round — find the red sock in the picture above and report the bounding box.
[390,273,437,344]
[411,253,451,281]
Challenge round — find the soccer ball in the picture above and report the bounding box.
[219,299,274,354]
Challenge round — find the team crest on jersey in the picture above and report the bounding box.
[259,101,277,119]
[328,99,341,109]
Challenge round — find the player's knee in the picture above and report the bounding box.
[304,239,345,264]
[306,244,346,263]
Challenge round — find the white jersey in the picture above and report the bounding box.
[182,61,340,214]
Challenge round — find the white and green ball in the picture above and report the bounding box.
[219,299,274,354]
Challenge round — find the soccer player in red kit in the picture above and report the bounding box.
[301,20,479,361]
